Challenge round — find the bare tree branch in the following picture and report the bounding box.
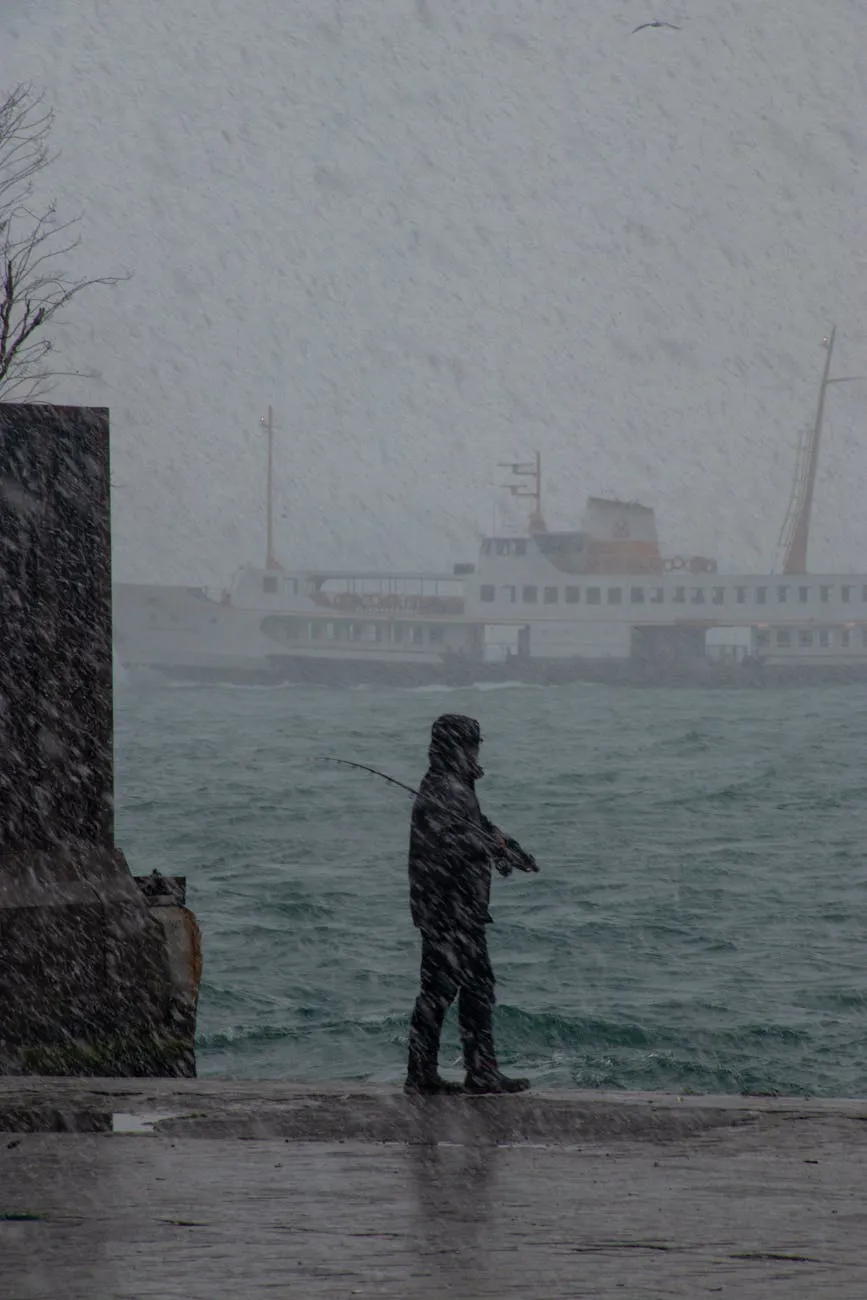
[0,82,128,400]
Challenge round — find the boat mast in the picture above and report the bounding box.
[778,329,864,574]
[260,404,279,570]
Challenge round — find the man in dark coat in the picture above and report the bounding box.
[406,714,539,1095]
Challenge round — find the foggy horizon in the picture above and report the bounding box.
[2,0,865,584]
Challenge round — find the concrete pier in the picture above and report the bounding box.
[1,1079,865,1298]
[0,405,200,1076]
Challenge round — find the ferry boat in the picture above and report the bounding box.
[114,333,867,685]
[113,564,481,684]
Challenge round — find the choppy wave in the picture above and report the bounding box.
[404,680,542,694]
[192,1004,842,1097]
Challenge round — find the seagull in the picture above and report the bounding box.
[632,20,681,32]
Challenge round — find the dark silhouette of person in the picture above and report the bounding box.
[406,714,539,1095]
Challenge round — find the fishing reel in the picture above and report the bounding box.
[494,834,540,877]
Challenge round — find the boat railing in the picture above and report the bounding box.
[311,592,465,615]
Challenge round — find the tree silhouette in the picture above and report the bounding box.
[0,84,125,400]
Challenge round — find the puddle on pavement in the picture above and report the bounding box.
[112,1112,179,1133]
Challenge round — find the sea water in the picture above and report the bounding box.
[115,677,867,1095]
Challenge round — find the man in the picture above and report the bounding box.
[406,713,539,1096]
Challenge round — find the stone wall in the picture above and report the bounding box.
[0,405,198,1075]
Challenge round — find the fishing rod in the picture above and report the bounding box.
[319,757,420,800]
[318,756,540,873]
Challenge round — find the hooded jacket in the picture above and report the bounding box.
[408,715,498,934]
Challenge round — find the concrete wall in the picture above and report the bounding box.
[0,407,198,1076]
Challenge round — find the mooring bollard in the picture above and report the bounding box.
[134,871,203,1057]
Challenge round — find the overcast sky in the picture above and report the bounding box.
[2,1,866,582]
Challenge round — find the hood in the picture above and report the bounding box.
[428,713,484,782]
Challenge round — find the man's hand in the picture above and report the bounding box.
[494,833,540,876]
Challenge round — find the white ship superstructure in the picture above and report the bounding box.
[114,564,480,680]
[466,496,867,667]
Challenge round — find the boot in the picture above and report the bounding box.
[461,988,525,1093]
[407,993,452,1096]
[464,1071,531,1095]
[404,1074,464,1096]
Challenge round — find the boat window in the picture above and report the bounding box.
[486,539,526,556]
[777,586,788,603]
[862,629,867,647]
[712,587,724,605]
[672,587,686,604]
[410,625,425,644]
[863,585,867,602]
[262,575,278,593]
[755,630,770,647]
[630,586,645,604]
[798,629,813,647]
[309,621,321,640]
[799,586,810,603]
[841,628,851,647]
[649,587,664,604]
[607,587,622,605]
[775,629,791,645]
[392,623,403,643]
[429,625,444,643]
[586,587,601,605]
[820,585,832,602]
[565,586,580,604]
[364,624,378,642]
[261,615,300,641]
[755,587,767,604]
[480,585,495,602]
[543,586,559,605]
[690,588,705,605]
[325,622,336,640]
[523,585,538,604]
[735,586,746,603]
[841,585,851,603]
[350,623,363,641]
[819,630,830,647]
[502,585,517,604]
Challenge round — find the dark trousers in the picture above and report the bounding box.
[407,927,497,1081]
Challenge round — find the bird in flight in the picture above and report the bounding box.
[632,20,681,32]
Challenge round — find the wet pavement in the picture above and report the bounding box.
[1,1080,866,1298]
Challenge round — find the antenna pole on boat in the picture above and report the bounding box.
[260,404,279,570]
[533,449,543,531]
[498,450,547,532]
